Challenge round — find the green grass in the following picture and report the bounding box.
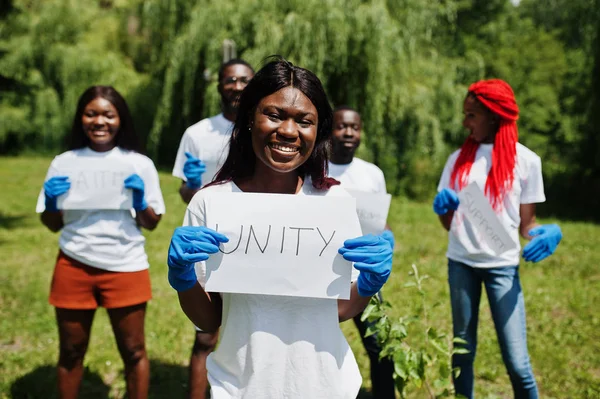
[1,155,599,398]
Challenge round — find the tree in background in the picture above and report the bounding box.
[0,0,598,217]
[132,0,469,200]
[0,0,145,153]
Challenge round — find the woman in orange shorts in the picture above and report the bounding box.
[36,86,165,399]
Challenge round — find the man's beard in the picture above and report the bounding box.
[221,97,239,115]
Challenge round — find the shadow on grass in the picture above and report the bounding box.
[0,212,28,230]
[148,359,188,398]
[10,365,110,398]
[11,361,367,398]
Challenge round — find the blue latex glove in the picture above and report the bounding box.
[433,188,460,215]
[44,176,71,212]
[184,152,206,189]
[167,226,229,292]
[381,229,395,250]
[522,224,563,263]
[124,174,148,212]
[338,234,393,297]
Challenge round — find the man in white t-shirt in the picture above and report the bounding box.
[172,59,255,203]
[172,58,254,399]
[328,106,396,398]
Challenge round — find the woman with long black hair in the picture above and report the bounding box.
[37,86,165,399]
[166,58,394,398]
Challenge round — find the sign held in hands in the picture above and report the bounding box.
[457,182,517,255]
[203,192,362,299]
[52,158,134,210]
[345,189,392,235]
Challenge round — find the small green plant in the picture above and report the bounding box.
[362,264,468,398]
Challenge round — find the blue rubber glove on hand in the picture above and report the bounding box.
[339,234,393,297]
[522,224,562,263]
[433,188,460,215]
[44,176,71,212]
[183,152,206,190]
[167,226,229,292]
[124,174,148,212]
[381,229,395,250]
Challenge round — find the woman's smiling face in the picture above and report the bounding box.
[81,97,120,152]
[250,86,318,174]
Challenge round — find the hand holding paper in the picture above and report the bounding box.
[44,176,71,212]
[339,234,393,297]
[167,226,229,292]
[124,174,148,211]
[184,152,206,189]
[433,188,460,215]
[381,230,395,250]
[522,224,562,263]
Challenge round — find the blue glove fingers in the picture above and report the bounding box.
[381,230,395,248]
[46,182,71,196]
[340,248,390,264]
[197,227,230,244]
[124,174,147,211]
[171,237,220,257]
[44,177,71,197]
[176,227,229,246]
[340,234,381,250]
[522,238,543,258]
[352,257,393,273]
[525,246,549,262]
[185,152,200,162]
[433,188,459,215]
[124,174,144,189]
[170,238,219,260]
[528,226,546,237]
[523,239,545,262]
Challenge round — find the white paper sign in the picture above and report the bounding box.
[203,192,362,299]
[52,157,134,210]
[346,189,392,235]
[458,182,517,254]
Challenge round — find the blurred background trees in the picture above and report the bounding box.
[1,0,598,218]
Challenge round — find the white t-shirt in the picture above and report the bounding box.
[328,158,386,194]
[437,142,546,268]
[184,180,362,399]
[172,113,233,186]
[36,147,166,272]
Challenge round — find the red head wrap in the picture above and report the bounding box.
[450,79,520,210]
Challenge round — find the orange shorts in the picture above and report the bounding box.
[49,251,152,310]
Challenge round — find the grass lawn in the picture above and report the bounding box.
[1,155,599,398]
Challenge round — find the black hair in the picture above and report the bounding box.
[333,104,359,114]
[68,86,141,153]
[218,58,255,82]
[213,56,338,189]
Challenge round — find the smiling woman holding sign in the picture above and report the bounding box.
[166,58,393,398]
[433,79,563,399]
[37,86,165,399]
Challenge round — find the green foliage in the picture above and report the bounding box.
[0,0,599,213]
[362,264,466,398]
[0,0,146,152]
[136,0,467,186]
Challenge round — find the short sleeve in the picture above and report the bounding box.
[437,152,458,192]
[182,196,208,288]
[137,158,166,215]
[172,128,198,181]
[520,155,546,204]
[35,158,61,213]
[183,195,207,227]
